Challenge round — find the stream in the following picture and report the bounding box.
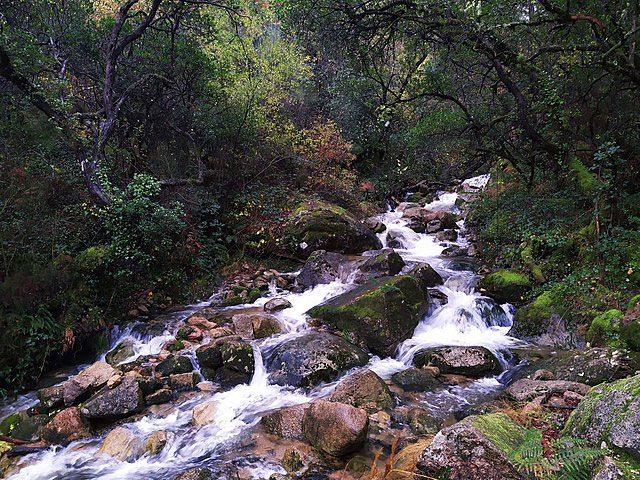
[4,174,527,479]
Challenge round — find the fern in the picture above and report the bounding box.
[509,430,608,480]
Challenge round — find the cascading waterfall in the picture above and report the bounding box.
[6,174,523,479]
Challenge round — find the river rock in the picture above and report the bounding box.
[220,339,254,374]
[187,314,218,330]
[145,387,173,405]
[475,298,512,327]
[409,408,441,435]
[564,373,640,458]
[41,407,92,445]
[436,229,458,242]
[261,404,308,440]
[192,400,219,427]
[308,275,429,357]
[170,372,199,391]
[417,413,527,479]
[37,384,65,411]
[212,367,250,389]
[538,347,640,386]
[251,314,283,338]
[364,217,386,234]
[410,263,443,289]
[264,297,292,313]
[302,400,369,456]
[386,230,405,249]
[504,379,590,402]
[285,200,382,259]
[357,249,405,278]
[266,332,369,387]
[479,270,531,304]
[62,361,117,406]
[144,431,169,454]
[80,376,144,420]
[414,346,501,377]
[156,354,193,376]
[297,250,349,289]
[329,369,394,412]
[392,368,441,392]
[172,468,214,480]
[105,340,135,366]
[97,426,143,461]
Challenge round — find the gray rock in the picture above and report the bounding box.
[510,313,584,349]
[156,355,193,377]
[329,369,394,412]
[62,361,117,406]
[504,379,590,402]
[172,468,214,480]
[145,387,173,405]
[410,263,443,289]
[261,404,309,440]
[392,368,441,392]
[264,297,292,313]
[97,426,143,461]
[297,250,349,289]
[302,400,368,456]
[80,377,144,419]
[414,346,501,377]
[105,340,135,366]
[266,332,369,388]
[357,249,405,278]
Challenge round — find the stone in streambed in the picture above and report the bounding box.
[479,270,531,304]
[414,346,501,377]
[80,376,144,420]
[329,369,394,412]
[307,275,429,357]
[504,378,590,402]
[302,400,368,456]
[297,250,349,289]
[264,297,292,313]
[357,249,405,278]
[155,354,193,376]
[192,400,219,427]
[266,331,368,388]
[172,468,215,480]
[97,426,144,461]
[410,263,443,289]
[61,361,117,406]
[105,340,135,366]
[41,407,92,445]
[392,368,441,392]
[144,431,169,455]
[261,404,308,440]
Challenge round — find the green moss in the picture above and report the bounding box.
[621,317,640,352]
[480,269,531,303]
[587,309,624,347]
[627,294,640,313]
[246,288,261,304]
[469,413,526,457]
[512,288,566,337]
[568,156,600,195]
[612,451,640,480]
[292,200,348,217]
[0,412,25,436]
[521,243,545,284]
[0,441,11,455]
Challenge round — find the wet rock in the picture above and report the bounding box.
[414,346,501,377]
[410,263,443,289]
[145,387,173,405]
[564,373,640,458]
[261,404,308,440]
[504,379,590,402]
[441,246,468,257]
[436,229,458,242]
[428,289,448,310]
[593,457,626,480]
[297,250,349,289]
[364,217,386,234]
[538,347,640,386]
[308,275,429,357]
[212,367,250,389]
[475,298,511,327]
[426,219,443,233]
[266,332,369,388]
[220,339,254,374]
[532,369,554,381]
[187,315,217,330]
[62,361,117,406]
[282,447,305,475]
[80,376,144,420]
[195,342,224,370]
[170,372,199,391]
[264,297,292,313]
[156,354,193,377]
[285,200,382,259]
[192,400,218,427]
[232,314,255,339]
[357,249,405,279]
[144,431,168,455]
[41,407,92,445]
[36,384,64,411]
[417,413,527,480]
[251,314,284,339]
[209,326,234,339]
[386,230,405,249]
[4,412,48,442]
[329,369,394,412]
[479,270,531,305]
[302,400,369,456]
[392,368,441,392]
[409,408,440,435]
[172,468,214,480]
[105,340,135,366]
[97,426,143,461]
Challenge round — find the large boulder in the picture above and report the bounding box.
[308,275,430,357]
[510,288,583,349]
[410,263,443,289]
[261,404,308,440]
[61,361,117,406]
[285,201,382,259]
[251,314,284,339]
[302,400,369,456]
[356,249,405,279]
[105,340,135,366]
[80,376,144,420]
[196,336,254,382]
[297,250,351,289]
[266,332,369,388]
[417,413,527,480]
[97,426,143,462]
[156,354,193,376]
[172,468,214,480]
[479,270,531,304]
[329,369,394,412]
[41,407,92,445]
[564,374,640,458]
[391,368,441,392]
[504,379,591,402]
[537,348,640,386]
[414,346,502,377]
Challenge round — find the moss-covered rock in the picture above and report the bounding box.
[307,275,429,357]
[285,200,382,259]
[622,295,640,351]
[564,374,640,459]
[479,270,531,304]
[417,413,527,479]
[588,310,624,347]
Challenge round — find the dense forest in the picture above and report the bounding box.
[0,1,639,479]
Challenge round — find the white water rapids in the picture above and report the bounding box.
[5,174,525,479]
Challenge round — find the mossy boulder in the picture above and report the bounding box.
[307,275,429,357]
[588,310,624,347]
[621,295,640,351]
[105,339,135,366]
[564,374,640,459]
[266,331,369,388]
[479,270,531,304]
[285,200,382,259]
[358,249,405,277]
[417,413,527,479]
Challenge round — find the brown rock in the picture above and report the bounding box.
[302,400,369,456]
[329,369,394,413]
[261,404,309,440]
[41,407,92,445]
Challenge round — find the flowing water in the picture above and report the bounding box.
[6,174,525,479]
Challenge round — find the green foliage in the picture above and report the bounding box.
[509,430,608,480]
